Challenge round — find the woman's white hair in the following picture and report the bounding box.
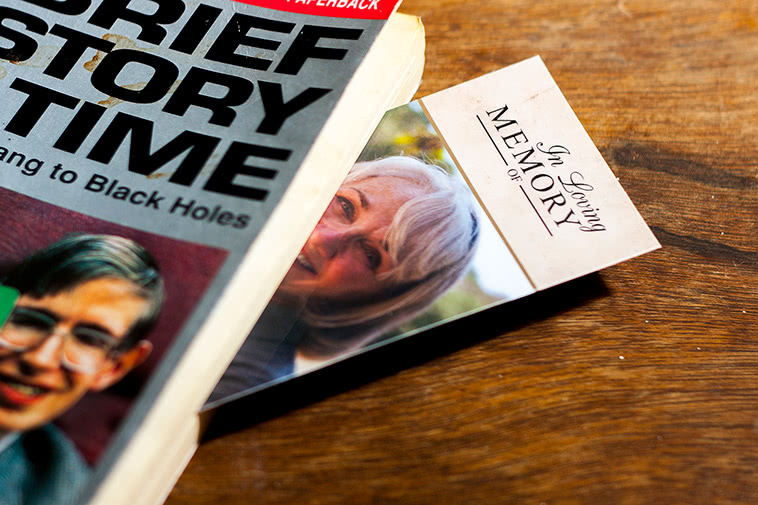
[298,156,480,358]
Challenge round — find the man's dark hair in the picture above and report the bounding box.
[3,234,164,349]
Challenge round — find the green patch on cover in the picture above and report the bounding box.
[0,286,19,327]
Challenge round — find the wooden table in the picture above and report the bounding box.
[167,1,758,503]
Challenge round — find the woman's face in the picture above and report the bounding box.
[278,175,424,303]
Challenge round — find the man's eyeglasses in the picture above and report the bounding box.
[0,306,122,374]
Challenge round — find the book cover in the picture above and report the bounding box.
[206,55,660,408]
[0,0,409,503]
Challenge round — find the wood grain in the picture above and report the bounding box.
[167,1,758,504]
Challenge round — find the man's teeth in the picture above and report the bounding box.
[297,253,316,273]
[6,381,45,396]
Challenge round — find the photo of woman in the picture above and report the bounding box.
[208,103,533,404]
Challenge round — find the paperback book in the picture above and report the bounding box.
[206,56,661,410]
[0,1,423,504]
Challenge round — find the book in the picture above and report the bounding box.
[204,56,660,415]
[0,1,424,504]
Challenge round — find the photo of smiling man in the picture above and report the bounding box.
[0,234,164,505]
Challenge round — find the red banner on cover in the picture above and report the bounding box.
[229,0,399,19]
